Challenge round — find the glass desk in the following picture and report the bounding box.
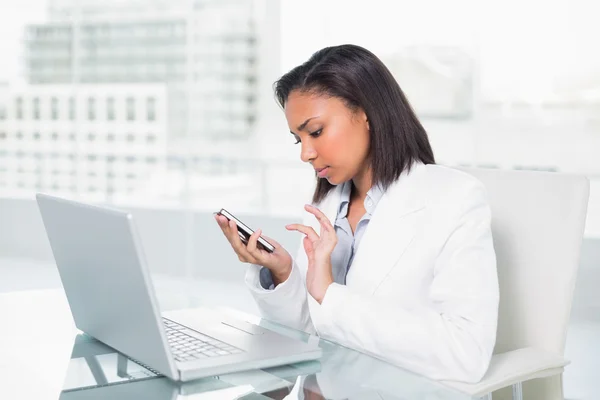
[0,288,474,400]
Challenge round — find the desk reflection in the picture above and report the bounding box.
[59,331,468,400]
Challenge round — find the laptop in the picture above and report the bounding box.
[36,193,322,382]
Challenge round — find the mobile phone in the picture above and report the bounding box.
[215,208,275,253]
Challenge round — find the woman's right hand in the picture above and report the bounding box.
[214,214,293,285]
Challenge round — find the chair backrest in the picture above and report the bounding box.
[458,167,589,356]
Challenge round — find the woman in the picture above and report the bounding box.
[215,44,499,383]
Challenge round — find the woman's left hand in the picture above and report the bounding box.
[286,204,337,304]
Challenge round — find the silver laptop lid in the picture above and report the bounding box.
[36,193,178,380]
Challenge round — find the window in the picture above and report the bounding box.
[126,97,135,121]
[107,133,115,142]
[88,133,95,142]
[69,97,75,120]
[126,133,135,142]
[147,134,156,143]
[15,97,23,119]
[0,106,6,120]
[0,132,6,140]
[33,97,40,120]
[33,132,41,140]
[146,97,156,121]
[87,97,96,120]
[107,97,115,120]
[16,131,23,140]
[51,97,59,120]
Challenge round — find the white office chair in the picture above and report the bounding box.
[441,168,590,400]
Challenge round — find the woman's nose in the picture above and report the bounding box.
[300,142,316,163]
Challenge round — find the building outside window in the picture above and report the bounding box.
[15,97,23,120]
[126,97,135,120]
[51,97,59,120]
[146,97,156,121]
[69,97,75,120]
[87,97,96,120]
[107,97,115,120]
[33,97,40,119]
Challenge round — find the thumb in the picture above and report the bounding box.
[259,233,278,247]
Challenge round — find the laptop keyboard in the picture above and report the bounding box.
[163,318,244,362]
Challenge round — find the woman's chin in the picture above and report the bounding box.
[318,169,343,185]
[324,174,340,185]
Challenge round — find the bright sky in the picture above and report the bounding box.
[281,0,600,101]
[0,1,47,83]
[1,0,599,100]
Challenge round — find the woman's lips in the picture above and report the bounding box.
[317,167,329,178]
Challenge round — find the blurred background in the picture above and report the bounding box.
[0,0,598,398]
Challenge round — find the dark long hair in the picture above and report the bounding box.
[274,44,435,204]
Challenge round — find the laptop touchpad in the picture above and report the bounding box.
[221,319,265,335]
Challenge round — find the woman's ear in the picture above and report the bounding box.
[356,109,369,131]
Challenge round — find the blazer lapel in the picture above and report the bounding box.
[346,162,428,295]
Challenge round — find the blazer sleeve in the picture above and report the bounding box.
[314,180,499,383]
[244,230,316,334]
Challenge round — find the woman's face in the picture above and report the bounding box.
[284,90,371,186]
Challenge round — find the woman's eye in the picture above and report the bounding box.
[292,129,321,144]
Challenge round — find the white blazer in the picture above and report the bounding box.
[245,162,499,383]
